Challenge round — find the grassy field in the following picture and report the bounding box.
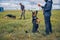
[0,10,60,40]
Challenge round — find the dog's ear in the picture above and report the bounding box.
[36,11,38,14]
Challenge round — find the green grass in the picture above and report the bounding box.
[0,10,60,40]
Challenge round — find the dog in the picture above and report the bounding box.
[4,14,16,19]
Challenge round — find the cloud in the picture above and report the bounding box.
[0,3,18,7]
[0,3,10,6]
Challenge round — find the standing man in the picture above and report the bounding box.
[19,3,25,19]
[38,0,53,35]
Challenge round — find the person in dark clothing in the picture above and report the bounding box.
[19,3,25,19]
[32,11,40,33]
[38,0,53,35]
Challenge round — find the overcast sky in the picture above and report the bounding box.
[0,0,60,10]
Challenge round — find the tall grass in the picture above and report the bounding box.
[0,10,60,40]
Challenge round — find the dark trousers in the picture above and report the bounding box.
[44,16,52,34]
[32,22,38,33]
[20,10,25,19]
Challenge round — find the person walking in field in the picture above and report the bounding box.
[19,3,25,19]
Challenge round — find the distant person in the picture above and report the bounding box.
[19,3,25,19]
[32,11,40,33]
[38,0,53,35]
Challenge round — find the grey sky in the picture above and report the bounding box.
[0,0,60,10]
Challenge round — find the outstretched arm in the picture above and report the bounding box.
[38,4,44,9]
